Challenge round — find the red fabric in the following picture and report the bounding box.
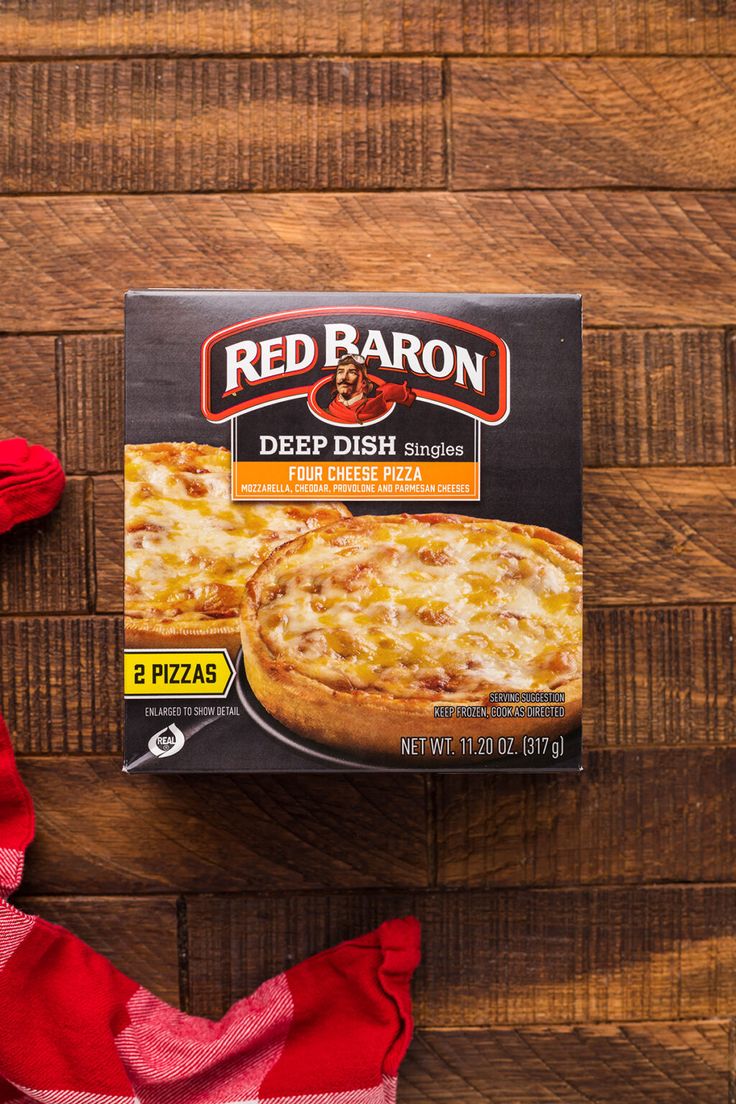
[0,716,33,899]
[0,715,420,1102]
[0,916,139,1095]
[0,438,65,534]
[260,920,417,1098]
[327,381,415,424]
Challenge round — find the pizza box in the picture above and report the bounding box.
[123,290,582,772]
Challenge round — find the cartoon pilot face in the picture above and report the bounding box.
[334,357,367,400]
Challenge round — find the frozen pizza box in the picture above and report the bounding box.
[123,291,582,772]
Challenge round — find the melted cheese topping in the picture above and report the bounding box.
[125,443,348,623]
[254,514,582,699]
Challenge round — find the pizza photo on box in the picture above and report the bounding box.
[123,291,583,773]
[241,513,582,761]
[124,441,350,656]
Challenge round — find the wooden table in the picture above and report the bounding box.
[1,2,735,1099]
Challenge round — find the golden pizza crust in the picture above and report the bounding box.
[125,616,243,657]
[241,513,582,761]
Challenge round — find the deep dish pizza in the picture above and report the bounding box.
[241,513,582,758]
[125,442,350,654]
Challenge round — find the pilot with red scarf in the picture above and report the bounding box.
[326,354,415,424]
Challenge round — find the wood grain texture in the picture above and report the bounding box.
[58,334,123,472]
[186,887,736,1024]
[15,750,736,892]
[451,59,736,189]
[17,757,428,892]
[14,896,180,1004]
[435,748,736,887]
[586,605,736,747]
[93,474,123,611]
[1,0,735,1078]
[585,329,733,467]
[0,477,90,613]
[0,616,121,753]
[0,59,444,193]
[0,336,57,451]
[2,193,736,330]
[1,1,735,56]
[586,468,736,605]
[18,328,732,474]
[402,1023,730,1104]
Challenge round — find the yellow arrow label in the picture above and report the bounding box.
[124,650,236,697]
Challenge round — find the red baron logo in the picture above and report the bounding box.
[201,306,510,426]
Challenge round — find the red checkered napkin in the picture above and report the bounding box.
[0,714,419,1103]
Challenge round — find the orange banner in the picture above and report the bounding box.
[233,460,480,500]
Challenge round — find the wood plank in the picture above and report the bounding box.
[43,328,736,473]
[1,1,735,57]
[2,193,736,330]
[435,749,736,888]
[16,750,736,893]
[185,887,736,1024]
[15,896,180,1004]
[585,329,733,467]
[0,336,57,451]
[93,473,122,612]
[16,757,428,892]
[96,467,736,610]
[586,605,736,747]
[58,334,123,472]
[586,468,736,605]
[0,59,444,194]
[0,616,121,754]
[402,1024,730,1104]
[0,476,90,613]
[451,59,736,190]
